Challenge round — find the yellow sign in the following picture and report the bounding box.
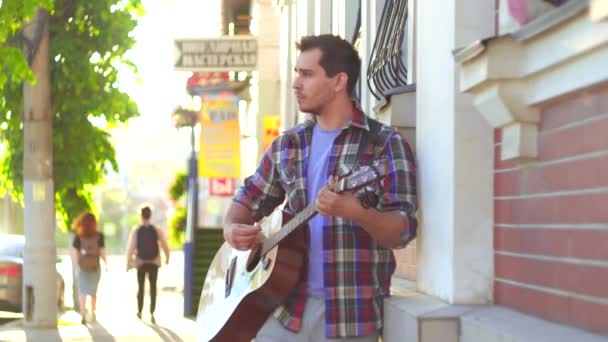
[262,116,280,153]
[199,98,241,178]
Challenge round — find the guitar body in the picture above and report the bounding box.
[196,159,390,342]
[196,209,308,342]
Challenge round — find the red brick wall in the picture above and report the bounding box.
[394,240,416,280]
[494,84,608,334]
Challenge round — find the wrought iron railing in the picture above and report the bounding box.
[367,0,409,100]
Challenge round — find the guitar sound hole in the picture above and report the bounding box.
[246,246,262,272]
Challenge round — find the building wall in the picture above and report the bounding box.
[416,0,495,304]
[493,83,608,334]
[394,243,417,280]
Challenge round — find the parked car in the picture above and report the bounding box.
[0,234,65,312]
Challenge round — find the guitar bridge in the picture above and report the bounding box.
[225,257,237,298]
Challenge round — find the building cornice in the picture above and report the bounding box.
[454,1,608,161]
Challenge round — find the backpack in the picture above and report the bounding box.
[136,225,159,260]
[78,234,100,272]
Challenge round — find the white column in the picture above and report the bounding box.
[406,0,416,84]
[415,0,495,304]
[255,0,281,160]
[315,0,332,35]
[332,0,345,36]
[279,1,296,130]
[359,0,385,115]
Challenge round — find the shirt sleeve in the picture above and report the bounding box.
[72,236,81,249]
[375,131,418,249]
[233,139,286,222]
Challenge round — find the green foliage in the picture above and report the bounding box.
[168,171,188,246]
[0,0,143,230]
[0,0,54,91]
[169,203,187,247]
[168,171,187,202]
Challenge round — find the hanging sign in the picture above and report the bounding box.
[174,37,257,71]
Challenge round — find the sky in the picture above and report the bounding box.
[108,0,222,192]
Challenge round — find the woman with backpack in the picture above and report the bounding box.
[72,211,107,324]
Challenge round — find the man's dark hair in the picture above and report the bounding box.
[296,34,361,95]
[140,206,152,220]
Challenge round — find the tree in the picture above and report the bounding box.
[0,0,143,229]
[0,0,54,92]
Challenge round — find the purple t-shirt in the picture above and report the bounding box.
[307,124,341,298]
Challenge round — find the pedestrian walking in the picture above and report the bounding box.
[126,204,170,324]
[72,211,108,325]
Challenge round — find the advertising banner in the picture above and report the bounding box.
[199,97,241,178]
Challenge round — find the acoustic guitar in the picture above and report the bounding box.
[196,159,389,342]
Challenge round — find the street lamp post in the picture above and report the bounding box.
[172,106,199,317]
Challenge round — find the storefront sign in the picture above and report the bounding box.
[209,178,235,197]
[174,37,257,71]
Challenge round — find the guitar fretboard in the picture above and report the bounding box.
[260,203,317,255]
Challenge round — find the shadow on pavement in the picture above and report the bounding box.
[25,328,61,342]
[144,322,184,342]
[87,322,117,342]
[0,311,22,326]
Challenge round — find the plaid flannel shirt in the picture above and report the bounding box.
[234,105,417,338]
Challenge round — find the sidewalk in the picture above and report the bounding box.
[0,253,196,341]
[0,305,195,341]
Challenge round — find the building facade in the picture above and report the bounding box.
[270,0,607,341]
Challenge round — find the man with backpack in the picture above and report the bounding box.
[126,205,170,323]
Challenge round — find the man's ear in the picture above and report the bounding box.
[334,72,349,93]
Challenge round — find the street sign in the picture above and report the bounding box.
[174,37,258,71]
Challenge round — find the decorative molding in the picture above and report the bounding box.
[590,0,608,22]
[454,2,608,162]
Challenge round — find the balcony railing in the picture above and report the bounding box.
[367,0,409,101]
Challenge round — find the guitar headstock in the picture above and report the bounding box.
[334,159,390,193]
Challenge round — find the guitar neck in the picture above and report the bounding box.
[260,203,317,255]
[258,159,389,255]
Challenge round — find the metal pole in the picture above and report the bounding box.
[184,125,198,316]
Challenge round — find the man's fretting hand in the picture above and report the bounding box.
[316,177,363,221]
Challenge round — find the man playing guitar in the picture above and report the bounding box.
[223,34,418,341]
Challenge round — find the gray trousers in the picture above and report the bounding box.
[255,297,380,342]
